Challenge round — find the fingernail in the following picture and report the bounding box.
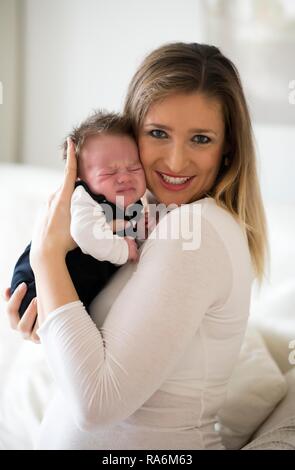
[18,282,26,290]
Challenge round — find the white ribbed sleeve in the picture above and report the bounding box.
[37,204,234,433]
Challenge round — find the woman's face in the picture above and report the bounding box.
[138,92,226,206]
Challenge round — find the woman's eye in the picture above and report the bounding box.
[192,135,211,144]
[149,129,167,139]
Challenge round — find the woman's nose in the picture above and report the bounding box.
[165,142,188,174]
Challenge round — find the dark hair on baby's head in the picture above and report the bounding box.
[62,109,135,160]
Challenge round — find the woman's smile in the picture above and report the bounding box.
[156,171,196,192]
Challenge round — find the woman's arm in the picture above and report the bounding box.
[2,139,78,339]
[29,138,79,325]
[35,206,233,432]
[33,255,79,325]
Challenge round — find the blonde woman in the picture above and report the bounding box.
[4,43,267,450]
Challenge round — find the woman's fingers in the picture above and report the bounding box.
[3,285,40,342]
[2,287,11,301]
[61,138,77,202]
[17,297,38,339]
[46,185,62,207]
[30,317,41,344]
[6,283,27,329]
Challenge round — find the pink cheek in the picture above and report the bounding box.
[98,175,111,182]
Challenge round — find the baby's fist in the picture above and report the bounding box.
[125,237,139,262]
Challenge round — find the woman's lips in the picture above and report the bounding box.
[155,171,195,191]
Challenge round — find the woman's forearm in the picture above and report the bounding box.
[34,253,79,325]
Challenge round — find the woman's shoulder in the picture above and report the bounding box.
[152,196,243,237]
[195,197,253,278]
[198,197,249,248]
[143,197,228,252]
[139,198,235,304]
[143,196,250,264]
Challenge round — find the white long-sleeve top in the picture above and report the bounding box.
[70,185,129,265]
[35,197,254,450]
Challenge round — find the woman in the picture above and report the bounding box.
[3,42,267,450]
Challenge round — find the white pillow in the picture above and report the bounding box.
[0,341,56,450]
[251,280,295,374]
[252,366,295,438]
[217,326,288,450]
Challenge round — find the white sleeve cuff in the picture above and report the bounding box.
[37,300,85,337]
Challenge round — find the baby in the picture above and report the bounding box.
[10,110,149,317]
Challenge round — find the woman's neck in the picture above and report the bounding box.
[144,189,159,206]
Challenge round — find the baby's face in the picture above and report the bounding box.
[78,134,146,208]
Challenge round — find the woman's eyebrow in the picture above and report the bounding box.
[144,122,172,130]
[189,128,217,136]
[144,122,217,136]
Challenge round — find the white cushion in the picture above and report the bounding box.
[0,163,62,449]
[250,280,295,373]
[241,367,295,450]
[0,341,55,449]
[217,326,288,450]
[241,416,295,450]
[252,367,295,438]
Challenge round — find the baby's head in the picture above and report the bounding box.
[63,111,146,208]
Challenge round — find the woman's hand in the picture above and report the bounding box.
[30,138,78,271]
[28,137,79,324]
[2,285,40,343]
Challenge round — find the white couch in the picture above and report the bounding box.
[0,163,294,450]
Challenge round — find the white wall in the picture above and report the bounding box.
[20,0,205,169]
[3,0,294,205]
[253,124,295,205]
[202,0,295,205]
[0,0,20,163]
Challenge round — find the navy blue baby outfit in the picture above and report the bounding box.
[10,181,143,317]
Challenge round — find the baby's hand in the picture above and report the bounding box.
[124,237,139,262]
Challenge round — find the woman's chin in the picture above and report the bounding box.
[151,188,191,207]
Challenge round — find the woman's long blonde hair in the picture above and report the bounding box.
[123,42,268,283]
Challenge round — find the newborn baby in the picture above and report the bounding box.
[10,110,149,317]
